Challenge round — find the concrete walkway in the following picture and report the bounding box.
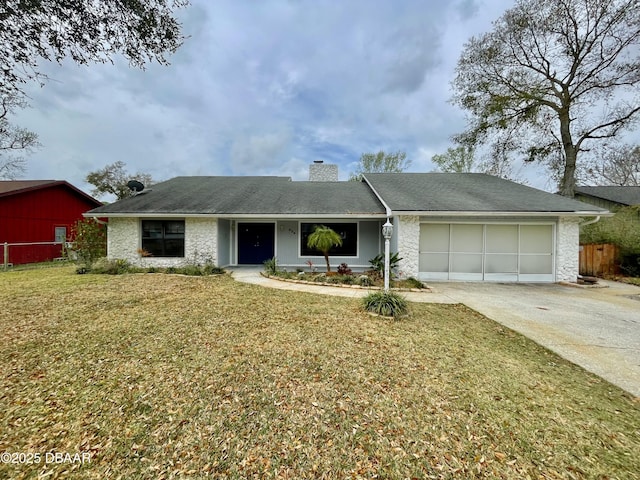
[229,267,640,397]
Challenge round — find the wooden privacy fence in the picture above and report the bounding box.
[579,243,619,277]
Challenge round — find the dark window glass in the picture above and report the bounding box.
[301,223,357,257]
[142,220,185,257]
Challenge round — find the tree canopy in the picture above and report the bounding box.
[0,0,189,98]
[452,0,640,197]
[0,0,188,177]
[431,146,476,173]
[349,150,410,181]
[86,161,155,200]
[431,145,525,182]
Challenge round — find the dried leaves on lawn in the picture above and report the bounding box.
[0,267,638,479]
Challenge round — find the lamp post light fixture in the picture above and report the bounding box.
[382,220,393,291]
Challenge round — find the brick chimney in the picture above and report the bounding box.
[309,160,339,181]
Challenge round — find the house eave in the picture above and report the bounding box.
[84,212,388,219]
[391,210,611,217]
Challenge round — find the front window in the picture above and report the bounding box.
[300,222,357,257]
[141,220,185,257]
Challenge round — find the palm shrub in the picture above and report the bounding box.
[368,252,402,277]
[362,291,408,318]
[307,225,343,273]
[263,256,278,275]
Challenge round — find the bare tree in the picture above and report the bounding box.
[587,144,640,186]
[452,0,640,197]
[0,94,39,179]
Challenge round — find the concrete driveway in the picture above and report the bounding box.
[427,281,640,397]
[230,268,640,397]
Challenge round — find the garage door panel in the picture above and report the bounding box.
[451,253,482,273]
[520,225,553,254]
[420,253,449,272]
[486,225,518,253]
[419,222,555,282]
[451,224,483,252]
[520,254,553,274]
[485,254,518,273]
[420,224,449,252]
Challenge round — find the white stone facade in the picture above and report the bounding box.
[556,216,580,283]
[185,218,218,266]
[107,217,218,267]
[395,215,420,279]
[107,217,138,264]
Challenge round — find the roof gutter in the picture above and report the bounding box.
[89,216,108,225]
[579,215,601,227]
[361,175,392,218]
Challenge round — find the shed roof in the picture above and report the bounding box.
[87,176,387,216]
[575,186,640,206]
[0,180,101,206]
[0,180,60,196]
[364,173,607,214]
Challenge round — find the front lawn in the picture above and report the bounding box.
[0,267,638,479]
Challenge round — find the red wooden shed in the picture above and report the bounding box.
[0,180,102,265]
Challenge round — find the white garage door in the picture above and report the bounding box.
[419,223,554,282]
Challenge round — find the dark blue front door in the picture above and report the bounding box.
[238,223,275,264]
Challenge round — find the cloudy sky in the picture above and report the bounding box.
[15,0,529,199]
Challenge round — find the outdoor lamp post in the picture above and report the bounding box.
[382,220,393,291]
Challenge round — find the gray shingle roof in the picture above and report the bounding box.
[364,173,607,213]
[87,173,608,218]
[87,176,387,216]
[575,186,640,206]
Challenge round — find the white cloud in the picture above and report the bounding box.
[12,0,539,195]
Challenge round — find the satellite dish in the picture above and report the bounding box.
[127,180,145,193]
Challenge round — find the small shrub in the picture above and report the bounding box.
[339,274,354,285]
[178,264,204,276]
[325,274,354,285]
[263,257,278,275]
[91,258,132,275]
[337,263,352,275]
[202,263,225,275]
[404,277,425,289]
[358,275,373,287]
[362,291,408,318]
[70,218,107,270]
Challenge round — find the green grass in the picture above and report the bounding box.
[0,266,638,479]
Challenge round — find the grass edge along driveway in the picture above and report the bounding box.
[1,266,638,479]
